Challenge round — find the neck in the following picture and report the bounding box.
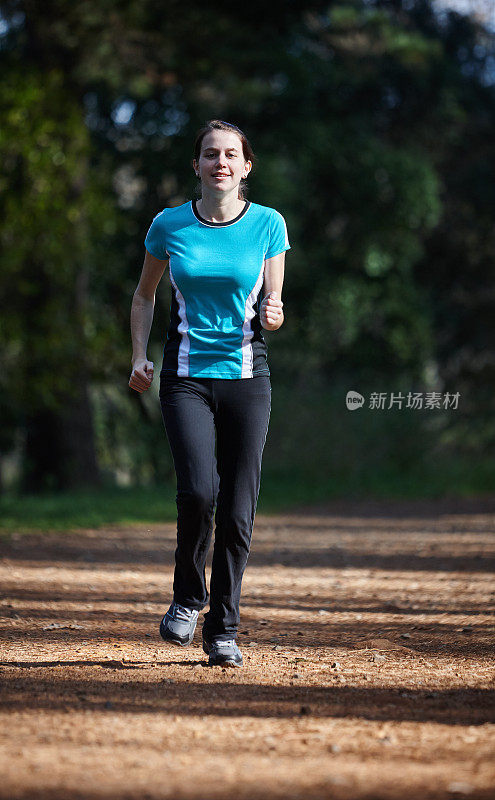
[196,190,245,223]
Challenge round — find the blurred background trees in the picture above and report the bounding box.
[1,0,494,497]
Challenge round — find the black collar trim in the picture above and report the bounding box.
[192,199,250,227]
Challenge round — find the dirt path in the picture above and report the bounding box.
[1,497,494,799]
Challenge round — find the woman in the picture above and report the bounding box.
[129,119,289,667]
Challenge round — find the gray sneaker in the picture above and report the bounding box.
[202,637,243,667]
[159,601,199,646]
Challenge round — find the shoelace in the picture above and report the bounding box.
[169,602,196,622]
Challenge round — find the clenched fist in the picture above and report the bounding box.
[129,359,154,393]
[260,291,284,330]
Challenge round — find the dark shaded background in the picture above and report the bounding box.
[1,0,494,498]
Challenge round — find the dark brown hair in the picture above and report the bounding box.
[193,119,255,200]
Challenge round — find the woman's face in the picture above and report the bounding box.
[194,129,251,195]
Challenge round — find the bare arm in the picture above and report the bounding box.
[129,249,168,393]
[260,251,285,331]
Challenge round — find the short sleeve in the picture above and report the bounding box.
[265,209,290,259]
[144,211,169,260]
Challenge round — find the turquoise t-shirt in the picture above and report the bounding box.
[144,198,290,379]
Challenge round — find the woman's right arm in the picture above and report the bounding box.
[129,249,168,394]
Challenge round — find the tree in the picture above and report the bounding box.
[1,0,494,490]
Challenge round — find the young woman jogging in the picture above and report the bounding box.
[129,119,290,667]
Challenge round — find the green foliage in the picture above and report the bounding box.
[1,452,493,535]
[90,380,174,486]
[0,67,122,410]
[0,484,177,534]
[1,0,494,491]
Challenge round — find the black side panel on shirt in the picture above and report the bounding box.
[251,292,271,377]
[160,287,270,378]
[161,289,181,375]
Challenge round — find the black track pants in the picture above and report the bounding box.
[159,374,271,642]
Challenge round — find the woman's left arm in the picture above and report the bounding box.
[260,252,285,331]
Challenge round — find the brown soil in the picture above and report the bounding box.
[1,496,494,800]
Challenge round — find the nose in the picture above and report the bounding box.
[215,152,228,168]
